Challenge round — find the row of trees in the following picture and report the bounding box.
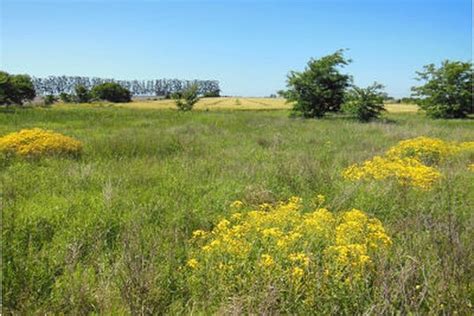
[280,50,473,120]
[54,83,133,104]
[31,76,220,97]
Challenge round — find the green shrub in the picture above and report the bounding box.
[173,84,200,111]
[91,82,132,103]
[343,83,386,122]
[0,71,36,105]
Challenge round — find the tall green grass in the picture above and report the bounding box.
[1,106,473,314]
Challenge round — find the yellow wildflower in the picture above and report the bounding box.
[315,194,326,204]
[186,258,199,269]
[192,230,207,239]
[230,200,244,209]
[291,267,304,279]
[259,254,275,268]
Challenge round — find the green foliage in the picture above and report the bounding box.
[59,92,72,103]
[1,107,473,314]
[203,89,220,97]
[43,94,57,106]
[395,97,419,104]
[343,83,386,122]
[279,50,351,118]
[173,83,200,111]
[91,82,132,103]
[74,85,91,103]
[411,60,473,118]
[0,71,36,105]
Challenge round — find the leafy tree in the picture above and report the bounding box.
[343,83,386,122]
[411,60,473,118]
[0,71,36,105]
[91,82,131,103]
[74,85,91,103]
[279,50,352,118]
[173,84,200,111]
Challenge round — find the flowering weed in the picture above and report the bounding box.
[185,196,391,311]
[0,128,82,159]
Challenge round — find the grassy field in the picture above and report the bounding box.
[1,105,473,314]
[114,97,419,113]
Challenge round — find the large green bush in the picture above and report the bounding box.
[91,82,132,103]
[279,50,351,118]
[0,71,36,105]
[411,60,473,118]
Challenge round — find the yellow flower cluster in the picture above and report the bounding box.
[385,136,466,164]
[186,196,391,300]
[343,156,441,190]
[343,137,473,190]
[0,128,82,159]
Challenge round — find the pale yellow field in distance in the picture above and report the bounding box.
[116,97,418,113]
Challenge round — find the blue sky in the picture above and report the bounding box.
[1,0,471,97]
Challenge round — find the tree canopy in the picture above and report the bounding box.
[0,71,36,105]
[279,50,352,118]
[411,60,473,118]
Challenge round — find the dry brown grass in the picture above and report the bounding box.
[116,98,418,113]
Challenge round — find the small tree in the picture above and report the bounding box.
[279,50,352,118]
[411,60,473,118]
[74,84,91,103]
[0,71,36,105]
[343,83,386,122]
[91,82,131,103]
[173,84,200,111]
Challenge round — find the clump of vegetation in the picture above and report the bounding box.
[385,136,466,165]
[343,136,474,189]
[74,84,92,103]
[203,89,220,97]
[279,50,351,118]
[412,60,473,118]
[59,92,73,103]
[173,83,200,111]
[343,155,441,190]
[43,94,57,106]
[186,197,391,312]
[0,71,36,105]
[91,82,132,103]
[0,128,82,158]
[343,83,386,122]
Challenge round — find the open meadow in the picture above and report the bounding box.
[1,105,473,314]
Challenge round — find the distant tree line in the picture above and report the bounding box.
[31,76,220,97]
